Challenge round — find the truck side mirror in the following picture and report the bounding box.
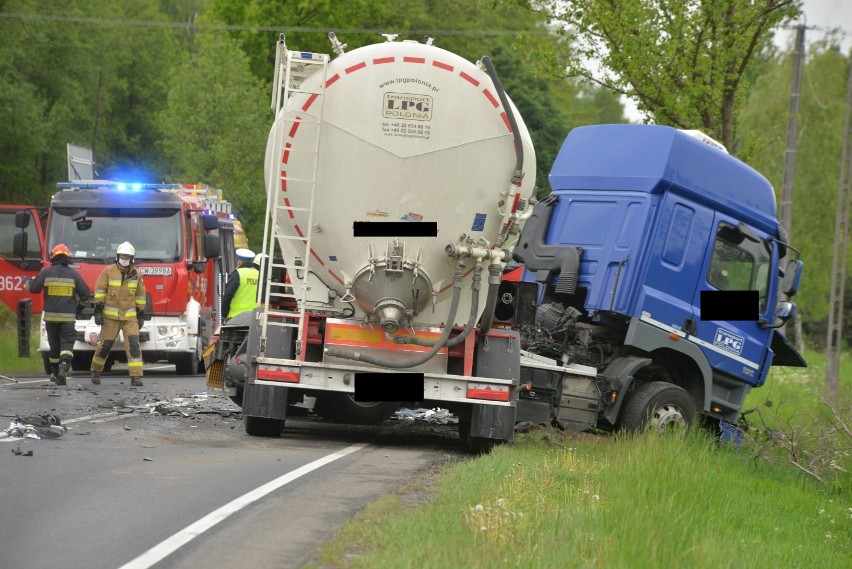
[204,233,221,259]
[15,211,31,229]
[13,231,28,258]
[201,214,219,231]
[775,301,795,322]
[781,259,803,296]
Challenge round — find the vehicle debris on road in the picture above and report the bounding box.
[3,413,66,439]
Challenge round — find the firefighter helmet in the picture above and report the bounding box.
[50,243,71,259]
[253,253,268,266]
[116,242,136,257]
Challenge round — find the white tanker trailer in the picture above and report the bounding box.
[206,32,539,451]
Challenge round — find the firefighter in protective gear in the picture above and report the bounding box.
[25,244,90,385]
[90,241,147,386]
[222,248,258,319]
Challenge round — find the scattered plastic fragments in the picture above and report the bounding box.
[11,446,33,456]
[393,407,458,425]
[3,414,67,439]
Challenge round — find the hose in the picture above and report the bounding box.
[476,261,504,336]
[324,262,465,368]
[392,261,483,349]
[481,56,523,184]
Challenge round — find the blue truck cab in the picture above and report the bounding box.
[511,124,805,430]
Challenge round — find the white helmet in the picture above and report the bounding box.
[253,253,268,266]
[236,248,255,262]
[116,242,136,257]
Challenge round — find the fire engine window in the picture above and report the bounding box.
[0,211,41,259]
[707,222,771,310]
[48,208,182,262]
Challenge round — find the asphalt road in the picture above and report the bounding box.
[0,366,464,569]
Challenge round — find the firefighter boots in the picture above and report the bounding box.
[91,370,101,385]
[131,377,143,387]
[56,362,68,386]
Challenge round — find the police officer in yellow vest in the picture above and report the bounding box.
[90,241,147,386]
[222,248,259,320]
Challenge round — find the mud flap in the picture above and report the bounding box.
[469,403,514,442]
[242,383,290,420]
[17,298,31,358]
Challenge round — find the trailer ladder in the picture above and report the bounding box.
[258,34,329,361]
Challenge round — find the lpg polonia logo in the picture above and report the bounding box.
[714,327,744,355]
[383,93,432,120]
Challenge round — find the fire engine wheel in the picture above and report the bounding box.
[244,415,284,437]
[174,352,200,376]
[621,381,696,433]
[313,393,399,425]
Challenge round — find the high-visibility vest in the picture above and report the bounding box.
[227,266,259,318]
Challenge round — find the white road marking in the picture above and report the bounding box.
[116,443,369,569]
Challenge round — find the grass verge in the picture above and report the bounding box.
[0,304,45,375]
[306,352,851,569]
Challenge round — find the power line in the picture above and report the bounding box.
[0,11,548,36]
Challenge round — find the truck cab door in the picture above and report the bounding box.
[690,217,774,386]
[0,206,45,313]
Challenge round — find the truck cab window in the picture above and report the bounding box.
[707,222,771,309]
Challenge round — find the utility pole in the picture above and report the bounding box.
[780,25,805,351]
[826,51,852,402]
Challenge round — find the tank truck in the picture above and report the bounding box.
[207,33,805,450]
[207,32,538,452]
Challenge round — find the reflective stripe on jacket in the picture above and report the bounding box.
[93,263,147,320]
[227,266,259,318]
[25,262,90,322]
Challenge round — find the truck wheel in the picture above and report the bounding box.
[313,393,398,425]
[244,415,284,437]
[41,353,51,374]
[458,418,501,454]
[174,353,197,376]
[71,353,94,372]
[621,381,696,433]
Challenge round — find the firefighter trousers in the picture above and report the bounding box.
[91,318,143,377]
[45,321,76,373]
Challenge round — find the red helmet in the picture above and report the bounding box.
[50,244,71,259]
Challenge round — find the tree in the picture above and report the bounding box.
[739,37,852,350]
[513,0,802,149]
[156,32,270,247]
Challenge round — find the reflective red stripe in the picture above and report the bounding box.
[373,57,395,64]
[310,248,325,266]
[329,270,344,285]
[500,112,512,132]
[460,71,479,86]
[345,62,366,74]
[433,61,453,71]
[326,74,340,87]
[483,89,499,108]
[302,93,318,111]
[403,57,426,64]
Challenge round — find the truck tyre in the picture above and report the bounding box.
[174,352,198,376]
[457,419,500,454]
[313,393,398,425]
[244,415,284,437]
[41,353,51,374]
[621,381,696,433]
[71,352,94,372]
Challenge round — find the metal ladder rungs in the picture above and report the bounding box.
[280,176,319,184]
[274,204,312,213]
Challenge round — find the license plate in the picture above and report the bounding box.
[139,266,173,276]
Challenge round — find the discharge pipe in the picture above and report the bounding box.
[481,56,525,248]
[324,261,465,368]
[391,260,483,349]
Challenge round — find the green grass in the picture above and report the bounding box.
[308,430,849,569]
[307,354,851,569]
